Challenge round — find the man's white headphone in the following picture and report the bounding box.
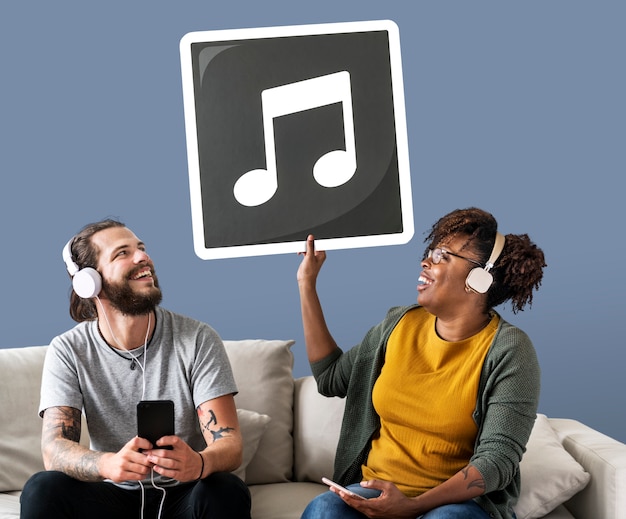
[62,239,102,299]
[465,232,506,294]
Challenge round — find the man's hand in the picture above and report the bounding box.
[42,406,155,483]
[142,435,205,483]
[99,436,153,483]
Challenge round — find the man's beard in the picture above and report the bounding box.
[101,270,163,316]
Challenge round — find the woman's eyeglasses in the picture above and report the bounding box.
[427,248,483,268]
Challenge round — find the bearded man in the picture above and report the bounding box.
[20,219,251,519]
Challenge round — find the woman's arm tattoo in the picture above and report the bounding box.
[462,466,486,491]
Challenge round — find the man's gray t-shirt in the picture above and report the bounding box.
[39,306,237,488]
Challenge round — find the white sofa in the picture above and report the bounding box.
[1,340,625,519]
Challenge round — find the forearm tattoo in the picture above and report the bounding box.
[197,407,235,442]
[462,466,486,491]
[43,407,103,482]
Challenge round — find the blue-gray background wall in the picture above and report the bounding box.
[1,1,624,442]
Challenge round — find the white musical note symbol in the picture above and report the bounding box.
[233,71,356,207]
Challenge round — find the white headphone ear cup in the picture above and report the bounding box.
[72,267,102,299]
[466,268,493,294]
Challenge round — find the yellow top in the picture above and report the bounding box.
[361,307,499,496]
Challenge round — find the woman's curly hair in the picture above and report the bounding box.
[424,207,546,313]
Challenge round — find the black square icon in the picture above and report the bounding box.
[180,20,413,259]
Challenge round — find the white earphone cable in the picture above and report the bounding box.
[95,297,150,399]
[95,297,165,518]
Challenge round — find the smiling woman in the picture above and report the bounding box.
[296,207,547,519]
[420,207,546,314]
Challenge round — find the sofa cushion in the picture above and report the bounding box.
[515,414,591,519]
[224,339,295,484]
[233,409,271,482]
[0,492,21,518]
[293,376,345,483]
[0,346,47,492]
[249,482,327,519]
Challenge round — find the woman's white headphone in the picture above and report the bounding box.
[465,232,506,294]
[62,239,102,299]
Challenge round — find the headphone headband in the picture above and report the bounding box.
[62,239,79,276]
[484,232,505,272]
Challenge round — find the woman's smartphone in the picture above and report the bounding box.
[137,400,175,450]
[321,477,366,499]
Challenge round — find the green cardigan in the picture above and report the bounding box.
[311,305,540,519]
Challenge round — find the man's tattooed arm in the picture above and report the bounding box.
[42,406,104,482]
[194,397,243,475]
[197,407,236,443]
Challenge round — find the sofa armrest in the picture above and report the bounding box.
[0,346,48,493]
[549,418,626,519]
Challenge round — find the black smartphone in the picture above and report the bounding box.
[137,400,175,450]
